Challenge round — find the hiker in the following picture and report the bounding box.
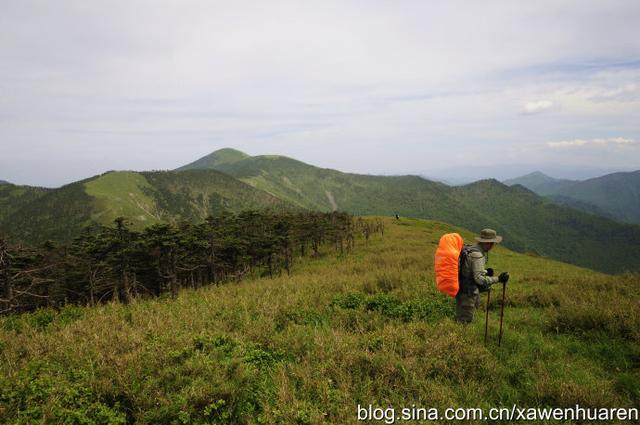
[456,228,509,323]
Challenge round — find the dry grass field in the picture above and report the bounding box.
[1,217,638,424]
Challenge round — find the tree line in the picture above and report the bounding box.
[0,211,384,314]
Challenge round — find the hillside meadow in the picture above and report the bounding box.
[1,217,638,424]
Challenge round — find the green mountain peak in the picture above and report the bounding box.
[211,147,250,158]
[176,147,250,171]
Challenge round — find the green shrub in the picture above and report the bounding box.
[274,307,326,331]
[192,334,238,354]
[27,308,56,330]
[330,292,365,309]
[332,292,453,322]
[0,361,127,424]
[58,305,85,326]
[1,315,22,333]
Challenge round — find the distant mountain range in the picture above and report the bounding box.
[505,170,640,224]
[0,180,10,185]
[1,148,640,273]
[503,171,575,194]
[424,164,629,185]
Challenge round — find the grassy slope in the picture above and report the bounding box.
[0,170,293,244]
[212,155,367,210]
[86,169,290,227]
[0,172,162,242]
[85,171,162,228]
[216,156,471,219]
[142,169,292,222]
[1,218,638,423]
[201,153,640,274]
[208,155,495,226]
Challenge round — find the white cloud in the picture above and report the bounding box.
[547,137,636,148]
[547,139,589,148]
[589,83,640,102]
[523,100,554,114]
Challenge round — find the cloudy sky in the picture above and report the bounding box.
[1,0,639,186]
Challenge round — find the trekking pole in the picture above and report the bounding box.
[484,289,491,344]
[498,282,506,346]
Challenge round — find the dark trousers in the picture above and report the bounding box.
[455,291,480,323]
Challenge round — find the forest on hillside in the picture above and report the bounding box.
[0,211,383,314]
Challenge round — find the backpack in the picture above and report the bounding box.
[434,233,474,297]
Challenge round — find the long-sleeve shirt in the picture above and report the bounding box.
[460,245,499,293]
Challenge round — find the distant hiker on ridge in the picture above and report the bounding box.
[456,229,509,323]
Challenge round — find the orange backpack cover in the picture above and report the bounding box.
[434,233,464,297]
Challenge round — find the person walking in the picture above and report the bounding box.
[456,229,509,323]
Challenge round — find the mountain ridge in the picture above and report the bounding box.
[0,168,293,244]
[176,149,640,273]
[2,148,640,273]
[505,169,640,224]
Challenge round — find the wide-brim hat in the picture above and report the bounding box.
[475,228,503,243]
